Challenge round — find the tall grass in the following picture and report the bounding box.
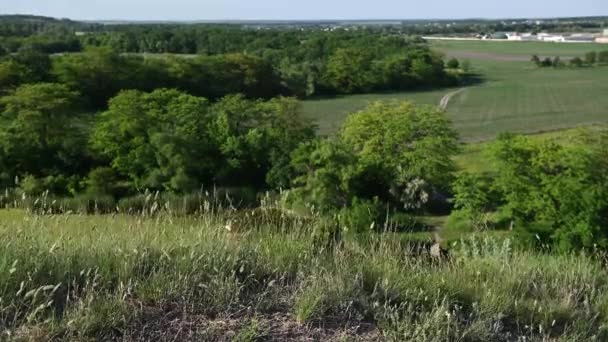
[0,208,606,341]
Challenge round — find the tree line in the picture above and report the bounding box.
[531,50,608,68]
[1,45,457,109]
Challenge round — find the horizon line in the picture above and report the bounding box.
[3,13,608,23]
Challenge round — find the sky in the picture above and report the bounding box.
[1,0,607,21]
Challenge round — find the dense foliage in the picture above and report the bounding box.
[0,84,315,197]
[291,101,459,218]
[1,41,456,109]
[451,130,608,251]
[0,18,462,205]
[92,90,314,193]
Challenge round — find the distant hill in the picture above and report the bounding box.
[0,15,95,37]
[0,14,75,23]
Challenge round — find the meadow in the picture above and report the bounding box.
[3,34,608,341]
[302,40,608,141]
[429,39,602,58]
[301,89,452,136]
[1,208,608,341]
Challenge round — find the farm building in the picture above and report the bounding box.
[537,33,565,42]
[491,32,508,39]
[565,35,596,43]
[597,37,608,44]
[507,33,537,41]
[506,32,520,40]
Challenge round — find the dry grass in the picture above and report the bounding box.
[0,208,606,341]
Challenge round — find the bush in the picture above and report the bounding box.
[488,131,608,251]
[585,51,597,65]
[339,197,385,234]
[84,167,121,197]
[552,56,564,68]
[531,54,541,66]
[18,174,80,197]
[452,173,494,229]
[446,58,460,69]
[570,57,584,67]
[599,51,608,64]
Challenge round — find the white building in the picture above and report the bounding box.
[506,32,521,41]
[604,28,608,36]
[537,33,565,42]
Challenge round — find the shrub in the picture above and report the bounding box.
[340,197,385,234]
[599,50,608,64]
[570,57,584,67]
[531,54,541,66]
[552,56,564,68]
[84,167,121,197]
[452,172,494,229]
[488,131,608,251]
[585,51,597,65]
[446,58,460,69]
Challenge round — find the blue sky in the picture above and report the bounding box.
[1,0,607,21]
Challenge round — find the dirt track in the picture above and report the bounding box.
[439,88,465,110]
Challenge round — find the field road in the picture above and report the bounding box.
[439,88,466,110]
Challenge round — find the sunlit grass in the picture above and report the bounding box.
[0,208,607,340]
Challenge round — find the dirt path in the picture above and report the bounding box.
[439,88,466,110]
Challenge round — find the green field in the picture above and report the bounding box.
[301,89,452,135]
[302,41,608,142]
[430,39,603,58]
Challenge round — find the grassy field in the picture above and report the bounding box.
[302,41,608,142]
[448,59,608,141]
[301,89,452,135]
[430,39,604,58]
[0,208,607,341]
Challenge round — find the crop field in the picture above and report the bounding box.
[302,41,608,142]
[430,39,602,59]
[448,59,608,141]
[301,89,452,135]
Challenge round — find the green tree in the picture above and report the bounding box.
[324,48,376,94]
[91,89,214,192]
[552,56,564,68]
[570,57,584,68]
[290,139,358,211]
[585,51,597,65]
[0,60,31,94]
[489,131,608,251]
[376,54,417,90]
[531,55,541,67]
[209,95,315,188]
[52,48,142,108]
[12,48,52,82]
[447,58,460,69]
[0,83,84,185]
[598,51,608,64]
[341,101,458,203]
[452,173,494,229]
[293,101,459,211]
[541,57,553,67]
